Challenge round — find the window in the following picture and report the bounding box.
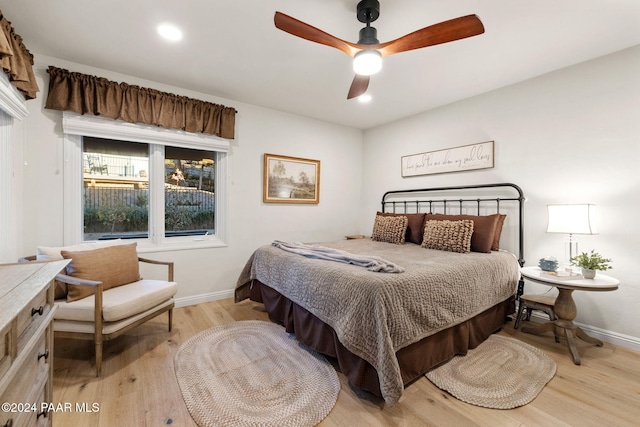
[64,112,228,251]
[164,147,216,237]
[83,138,150,240]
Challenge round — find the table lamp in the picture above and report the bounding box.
[546,204,597,267]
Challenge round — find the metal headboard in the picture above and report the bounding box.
[381,183,525,298]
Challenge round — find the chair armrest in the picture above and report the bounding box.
[55,273,102,287]
[138,257,174,282]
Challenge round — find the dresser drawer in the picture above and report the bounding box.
[16,287,49,342]
[0,373,50,427]
[0,333,50,427]
[0,332,46,407]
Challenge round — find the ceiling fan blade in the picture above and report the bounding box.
[375,15,485,57]
[274,12,361,57]
[347,75,370,99]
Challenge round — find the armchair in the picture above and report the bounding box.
[20,241,177,376]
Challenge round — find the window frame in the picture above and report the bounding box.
[63,112,228,252]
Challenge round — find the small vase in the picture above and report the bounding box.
[581,268,596,279]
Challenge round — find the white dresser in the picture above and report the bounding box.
[0,260,69,427]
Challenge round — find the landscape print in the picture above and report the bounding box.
[263,154,320,204]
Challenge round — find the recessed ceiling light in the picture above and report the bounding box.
[358,94,372,103]
[157,23,183,42]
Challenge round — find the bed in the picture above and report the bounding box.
[235,183,525,405]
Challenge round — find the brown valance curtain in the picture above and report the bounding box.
[45,66,236,139]
[0,11,39,99]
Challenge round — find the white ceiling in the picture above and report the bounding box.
[2,0,640,129]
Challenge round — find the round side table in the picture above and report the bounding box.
[519,266,619,365]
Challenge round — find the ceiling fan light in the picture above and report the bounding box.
[353,50,382,76]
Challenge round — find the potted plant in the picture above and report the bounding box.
[570,250,612,279]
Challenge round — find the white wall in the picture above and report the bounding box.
[17,56,363,301]
[361,46,640,345]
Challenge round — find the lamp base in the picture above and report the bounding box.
[563,237,579,272]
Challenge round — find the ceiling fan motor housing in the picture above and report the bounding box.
[357,0,380,45]
[358,26,379,45]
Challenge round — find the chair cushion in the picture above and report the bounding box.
[62,243,141,302]
[36,239,128,261]
[54,299,175,336]
[54,279,178,322]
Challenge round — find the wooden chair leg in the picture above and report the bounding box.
[525,308,533,321]
[94,284,104,377]
[95,341,103,377]
[168,308,173,332]
[514,302,526,329]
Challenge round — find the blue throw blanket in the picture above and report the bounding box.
[272,240,404,273]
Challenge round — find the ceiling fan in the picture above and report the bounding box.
[274,0,485,99]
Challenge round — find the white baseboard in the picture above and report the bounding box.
[527,312,640,352]
[174,289,234,308]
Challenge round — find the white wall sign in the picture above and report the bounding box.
[401,141,494,177]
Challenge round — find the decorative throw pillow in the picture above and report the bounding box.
[39,240,130,299]
[372,215,409,244]
[426,213,500,253]
[52,280,68,301]
[422,219,474,253]
[492,214,507,251]
[376,212,426,244]
[61,243,141,302]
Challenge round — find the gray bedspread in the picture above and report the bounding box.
[235,239,520,405]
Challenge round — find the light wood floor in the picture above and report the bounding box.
[52,298,640,427]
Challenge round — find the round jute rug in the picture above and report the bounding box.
[174,320,340,427]
[425,334,556,409]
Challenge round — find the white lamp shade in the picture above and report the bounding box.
[547,204,598,235]
[353,50,382,76]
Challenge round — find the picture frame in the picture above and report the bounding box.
[263,153,320,204]
[401,141,494,177]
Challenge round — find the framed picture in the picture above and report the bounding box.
[263,153,320,204]
[401,141,494,177]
